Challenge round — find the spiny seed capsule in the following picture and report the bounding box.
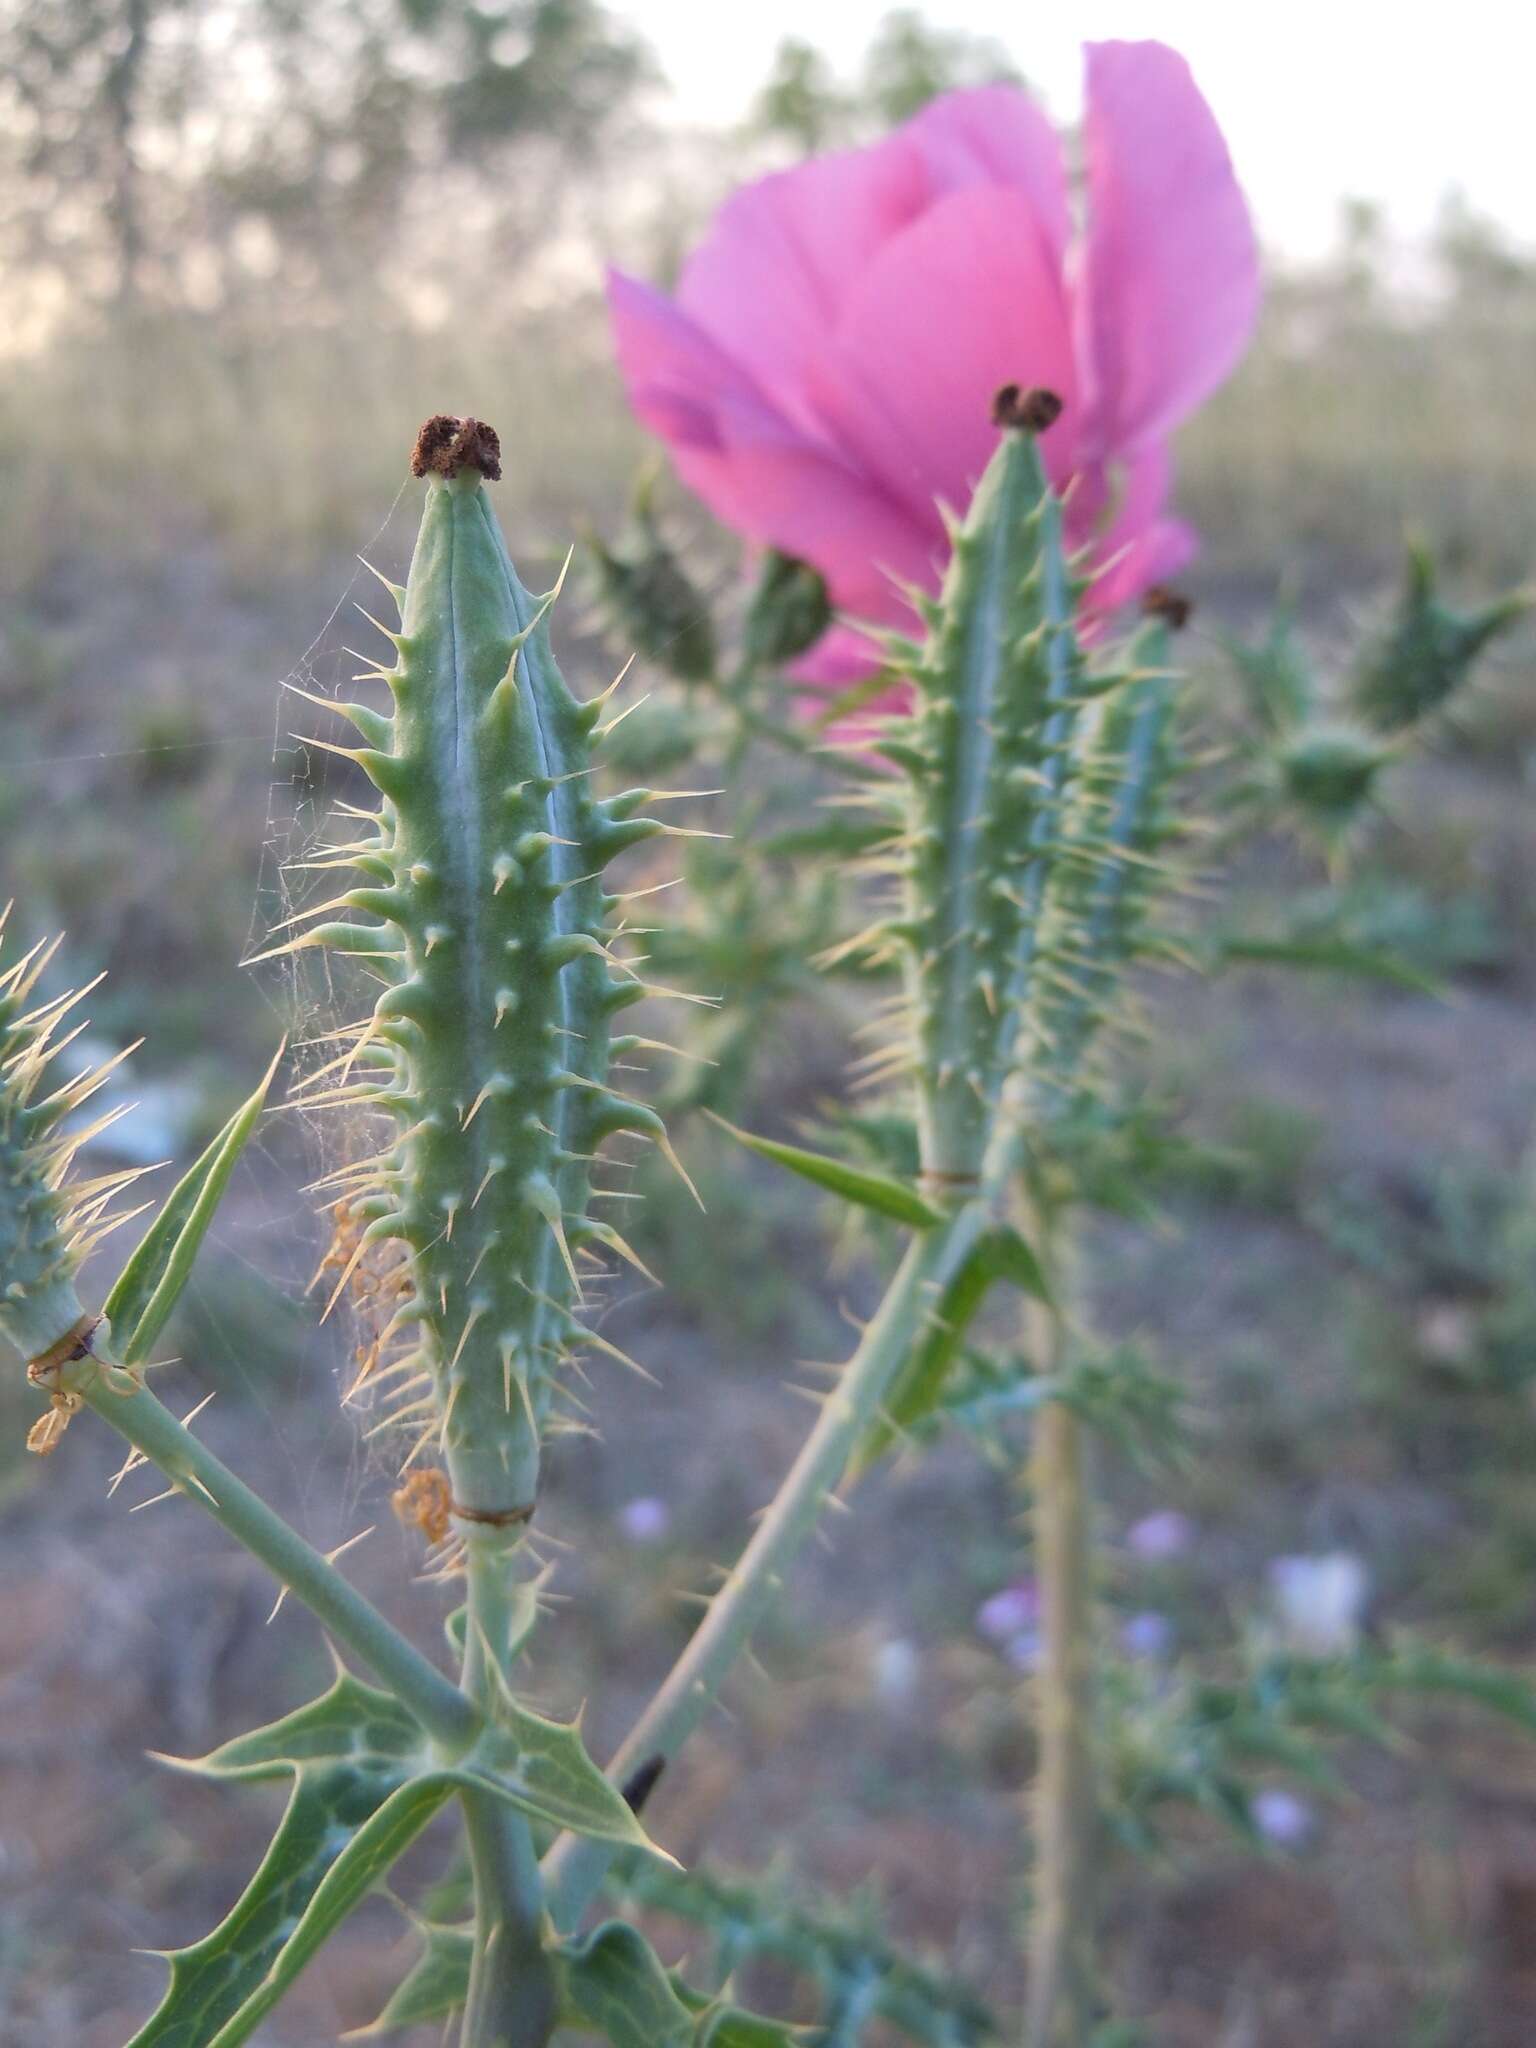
[266,416,680,1542]
[878,396,1101,1184]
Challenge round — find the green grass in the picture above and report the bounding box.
[4,255,1535,596]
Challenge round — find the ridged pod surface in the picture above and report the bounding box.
[284,420,670,1539]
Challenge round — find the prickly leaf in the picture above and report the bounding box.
[707,1115,940,1228]
[561,1921,698,2047]
[559,1922,801,2048]
[128,1676,447,2048]
[351,1919,473,2036]
[472,1697,675,1853]
[104,1042,283,1364]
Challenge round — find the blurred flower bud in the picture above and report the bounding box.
[741,549,834,669]
[1350,541,1528,735]
[0,935,105,1365]
[1273,722,1390,835]
[586,473,718,684]
[1219,589,1315,736]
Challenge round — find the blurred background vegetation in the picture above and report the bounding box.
[4,6,1536,2045]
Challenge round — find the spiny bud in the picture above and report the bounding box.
[1350,541,1528,734]
[1219,591,1316,737]
[1273,721,1391,833]
[740,549,833,668]
[585,469,718,684]
[0,925,123,1365]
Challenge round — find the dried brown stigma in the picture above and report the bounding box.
[992,385,1064,433]
[1142,585,1194,630]
[411,414,504,482]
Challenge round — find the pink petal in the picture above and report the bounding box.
[789,624,912,737]
[1046,444,1190,622]
[714,440,940,623]
[607,268,937,622]
[1088,518,1197,619]
[1078,41,1260,455]
[607,268,780,456]
[907,85,1070,267]
[675,133,928,432]
[807,185,1080,534]
[1084,440,1173,558]
[791,621,891,687]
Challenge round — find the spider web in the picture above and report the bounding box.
[233,477,419,1535]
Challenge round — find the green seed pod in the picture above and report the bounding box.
[272,416,675,1542]
[878,387,1102,1186]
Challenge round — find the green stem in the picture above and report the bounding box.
[542,1205,987,1929]
[458,1533,558,2048]
[65,1344,475,1748]
[1021,1249,1102,2048]
[460,1775,556,2048]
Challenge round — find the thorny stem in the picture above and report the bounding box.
[462,1785,557,2047]
[543,1204,988,1929]
[1021,1223,1102,2048]
[61,1337,476,1749]
[458,1532,558,2048]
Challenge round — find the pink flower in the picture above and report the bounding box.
[607,43,1259,694]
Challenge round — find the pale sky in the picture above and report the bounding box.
[624,1,1535,260]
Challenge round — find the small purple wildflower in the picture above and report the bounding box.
[1126,1509,1193,1562]
[1003,1625,1043,1672]
[616,1495,670,1544]
[1120,1610,1175,1660]
[1251,1787,1315,1848]
[976,1580,1040,1642]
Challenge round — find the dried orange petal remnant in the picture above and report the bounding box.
[393,1468,454,1548]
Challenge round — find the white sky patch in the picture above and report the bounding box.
[624,0,1536,261]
